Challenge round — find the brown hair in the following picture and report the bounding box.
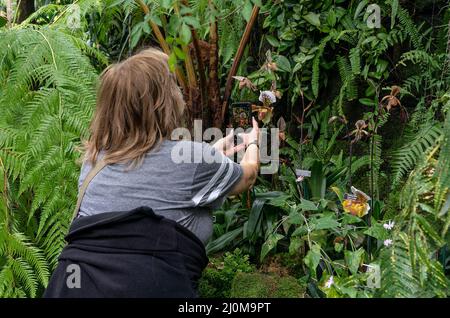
[84,48,185,166]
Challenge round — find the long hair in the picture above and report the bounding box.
[84,48,185,166]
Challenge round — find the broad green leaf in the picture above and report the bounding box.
[336,282,358,298]
[289,237,303,254]
[260,233,284,261]
[344,248,365,275]
[298,199,318,211]
[364,223,388,241]
[354,0,368,19]
[265,192,291,207]
[183,16,200,29]
[391,0,399,28]
[245,199,266,239]
[342,214,363,225]
[130,22,144,49]
[242,1,253,22]
[173,46,186,60]
[150,14,162,27]
[179,23,191,44]
[303,12,321,27]
[274,55,291,72]
[359,98,377,106]
[304,244,321,278]
[206,227,243,255]
[288,211,304,225]
[251,0,262,7]
[292,225,308,237]
[330,186,344,202]
[160,0,172,9]
[180,6,193,15]
[255,191,287,200]
[309,161,326,199]
[168,51,177,72]
[266,35,280,47]
[142,22,151,34]
[314,215,340,230]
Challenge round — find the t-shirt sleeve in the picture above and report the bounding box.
[190,142,243,209]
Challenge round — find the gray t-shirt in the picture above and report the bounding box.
[77,140,243,244]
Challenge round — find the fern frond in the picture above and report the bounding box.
[437,98,450,188]
[0,26,99,297]
[378,232,420,297]
[7,258,39,298]
[0,266,27,298]
[397,6,422,49]
[397,50,441,70]
[311,35,332,98]
[370,134,383,199]
[337,55,358,101]
[391,123,442,187]
[349,47,361,75]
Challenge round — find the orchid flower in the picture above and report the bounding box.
[383,221,395,230]
[259,90,277,106]
[296,176,304,183]
[325,276,334,288]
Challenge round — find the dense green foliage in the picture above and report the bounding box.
[230,272,305,298]
[0,0,449,298]
[0,28,100,297]
[208,0,450,298]
[198,248,254,298]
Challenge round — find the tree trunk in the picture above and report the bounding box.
[220,5,260,125]
[209,15,222,128]
[17,0,35,23]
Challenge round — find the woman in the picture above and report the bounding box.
[44,48,260,298]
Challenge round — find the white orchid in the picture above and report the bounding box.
[325,276,334,288]
[259,90,277,105]
[296,176,304,183]
[383,239,393,247]
[383,220,395,230]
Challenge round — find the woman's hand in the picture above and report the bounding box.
[228,118,260,195]
[213,118,259,156]
[238,117,260,147]
[212,129,245,157]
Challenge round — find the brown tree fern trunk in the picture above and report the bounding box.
[220,5,260,125]
[209,10,222,128]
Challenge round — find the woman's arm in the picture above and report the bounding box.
[229,118,260,195]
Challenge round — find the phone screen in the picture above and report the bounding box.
[229,102,252,150]
[230,102,252,130]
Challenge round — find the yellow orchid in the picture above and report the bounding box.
[342,186,371,218]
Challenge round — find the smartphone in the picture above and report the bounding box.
[229,102,252,151]
[230,102,252,130]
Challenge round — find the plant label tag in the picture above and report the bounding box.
[296,169,311,178]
